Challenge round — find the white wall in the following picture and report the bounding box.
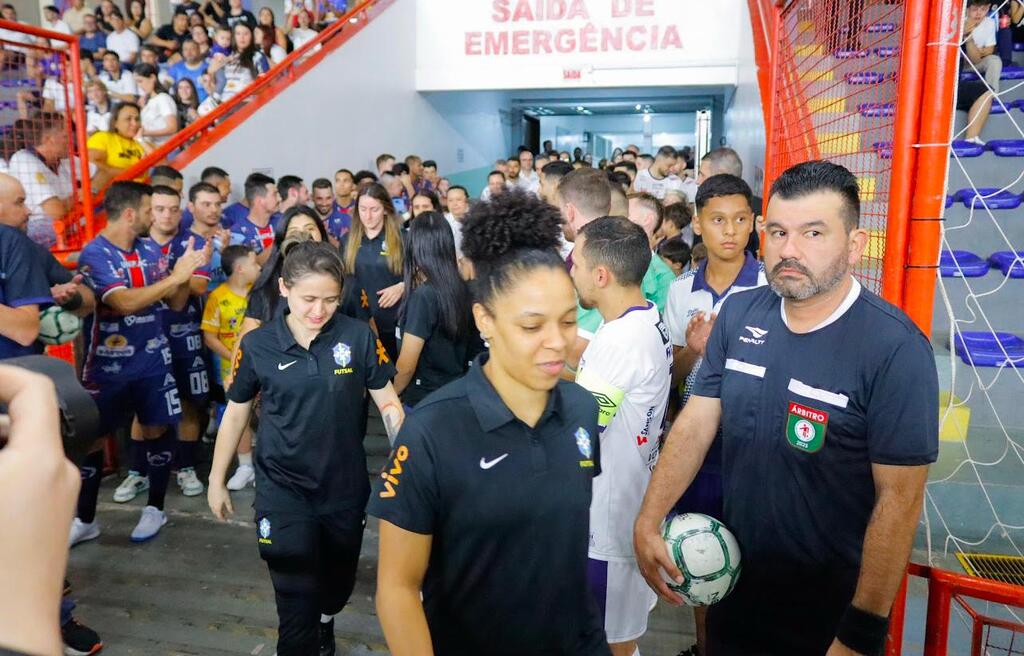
[723,0,766,195]
[182,0,511,191]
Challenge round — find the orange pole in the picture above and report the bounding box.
[67,41,94,239]
[901,0,963,336]
[881,0,933,306]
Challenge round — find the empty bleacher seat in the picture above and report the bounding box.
[874,46,899,57]
[873,141,893,159]
[987,139,1024,156]
[951,140,987,158]
[859,102,895,117]
[866,22,897,33]
[846,71,887,84]
[952,332,1024,367]
[940,250,990,277]
[835,49,870,59]
[1003,65,1024,80]
[955,187,1022,209]
[988,251,1024,277]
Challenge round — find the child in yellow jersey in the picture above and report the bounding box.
[202,245,261,490]
[202,245,260,381]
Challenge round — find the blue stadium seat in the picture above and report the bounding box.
[940,250,990,277]
[989,251,1024,277]
[987,139,1024,156]
[835,49,870,59]
[951,140,987,158]
[1003,65,1024,80]
[953,332,1024,367]
[846,71,887,85]
[945,195,955,209]
[873,141,893,159]
[989,99,1018,114]
[956,187,1022,209]
[874,46,899,57]
[1016,42,1024,52]
[859,102,895,117]
[866,22,897,33]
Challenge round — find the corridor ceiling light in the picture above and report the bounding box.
[635,104,642,110]
[576,105,585,111]
[643,114,651,123]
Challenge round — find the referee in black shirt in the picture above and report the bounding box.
[369,191,610,656]
[208,242,404,656]
[635,162,939,656]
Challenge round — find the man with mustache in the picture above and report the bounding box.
[634,161,938,656]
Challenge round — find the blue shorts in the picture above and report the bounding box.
[673,468,724,519]
[85,373,182,435]
[172,355,210,404]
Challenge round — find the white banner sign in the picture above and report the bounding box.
[416,0,742,91]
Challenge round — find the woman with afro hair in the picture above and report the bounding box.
[368,189,610,655]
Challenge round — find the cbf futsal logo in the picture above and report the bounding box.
[258,518,272,545]
[575,427,592,458]
[333,342,351,367]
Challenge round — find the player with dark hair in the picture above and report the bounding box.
[208,241,402,656]
[370,189,608,655]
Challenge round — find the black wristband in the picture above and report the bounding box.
[60,291,83,312]
[836,605,889,656]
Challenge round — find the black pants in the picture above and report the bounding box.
[256,507,365,656]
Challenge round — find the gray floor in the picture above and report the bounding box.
[67,429,695,655]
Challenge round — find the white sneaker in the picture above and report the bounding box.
[68,518,100,547]
[130,506,167,543]
[226,464,255,491]
[176,468,204,497]
[965,136,986,147]
[113,472,149,503]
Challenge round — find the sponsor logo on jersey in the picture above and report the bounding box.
[739,325,768,345]
[169,322,199,338]
[123,314,156,327]
[96,333,135,358]
[258,517,272,544]
[145,335,169,353]
[378,445,409,498]
[101,363,122,375]
[785,401,828,453]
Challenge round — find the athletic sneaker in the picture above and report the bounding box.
[319,617,336,656]
[130,506,167,542]
[176,468,204,496]
[68,518,100,547]
[62,618,103,655]
[226,464,255,491]
[113,472,149,503]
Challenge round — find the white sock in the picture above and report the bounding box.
[237,452,252,466]
[320,613,335,624]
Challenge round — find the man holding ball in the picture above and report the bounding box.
[634,161,938,656]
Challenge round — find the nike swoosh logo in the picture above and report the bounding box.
[277,361,297,371]
[479,454,509,470]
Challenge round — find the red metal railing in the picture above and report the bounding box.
[0,19,93,252]
[887,563,1024,655]
[65,0,394,240]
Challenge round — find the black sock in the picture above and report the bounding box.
[176,439,198,470]
[129,439,148,476]
[145,431,175,510]
[76,451,104,524]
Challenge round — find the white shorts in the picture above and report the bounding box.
[587,557,658,643]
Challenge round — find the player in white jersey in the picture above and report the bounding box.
[571,216,672,656]
[633,145,697,204]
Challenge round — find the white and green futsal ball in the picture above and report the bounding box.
[662,512,742,606]
[38,305,82,345]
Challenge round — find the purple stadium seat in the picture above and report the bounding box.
[859,102,896,117]
[835,49,870,59]
[846,71,886,84]
[951,140,987,158]
[1016,42,1024,52]
[940,250,990,278]
[988,139,1024,156]
[866,22,897,33]
[957,187,1022,209]
[988,251,1024,278]
[1003,66,1024,80]
[945,195,954,209]
[873,141,893,159]
[953,332,1024,367]
[874,46,899,57]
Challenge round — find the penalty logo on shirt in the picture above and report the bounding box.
[785,402,828,453]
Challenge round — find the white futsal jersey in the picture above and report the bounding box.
[577,302,672,561]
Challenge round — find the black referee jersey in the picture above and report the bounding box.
[368,355,610,656]
[228,311,396,514]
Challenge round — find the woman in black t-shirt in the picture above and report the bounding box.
[209,242,403,656]
[340,182,405,360]
[394,212,473,407]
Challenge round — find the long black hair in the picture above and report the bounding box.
[460,189,566,309]
[247,206,330,323]
[232,23,261,79]
[400,211,471,339]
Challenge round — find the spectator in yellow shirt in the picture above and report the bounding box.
[86,101,148,189]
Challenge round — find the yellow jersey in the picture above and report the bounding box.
[87,131,145,172]
[201,284,249,382]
